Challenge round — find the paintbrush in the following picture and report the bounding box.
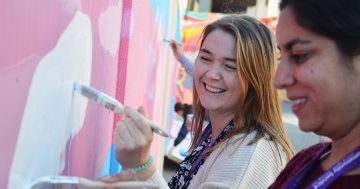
[29,175,159,189]
[74,82,168,137]
[163,38,182,46]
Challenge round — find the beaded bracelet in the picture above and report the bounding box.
[132,155,154,173]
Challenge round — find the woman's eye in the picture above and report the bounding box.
[291,54,308,63]
[225,64,237,70]
[200,56,211,62]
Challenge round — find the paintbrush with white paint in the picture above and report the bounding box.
[29,175,159,189]
[74,82,168,137]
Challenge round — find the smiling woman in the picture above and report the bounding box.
[102,15,294,189]
[270,0,360,188]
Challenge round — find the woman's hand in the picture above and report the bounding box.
[169,40,184,60]
[98,170,137,183]
[113,106,153,170]
[95,171,158,188]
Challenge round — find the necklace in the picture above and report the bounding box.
[320,149,332,160]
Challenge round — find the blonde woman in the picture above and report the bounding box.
[103,15,294,189]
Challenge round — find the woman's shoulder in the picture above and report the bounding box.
[216,131,276,160]
[207,131,288,188]
[225,129,257,144]
[225,130,274,148]
[289,142,330,166]
[269,142,331,188]
[209,130,259,161]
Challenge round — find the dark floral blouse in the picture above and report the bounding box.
[168,121,234,189]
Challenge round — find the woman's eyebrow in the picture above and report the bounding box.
[285,38,311,51]
[200,48,235,62]
[225,57,236,62]
[199,48,212,55]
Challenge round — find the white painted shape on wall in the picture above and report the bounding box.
[8,11,93,189]
[98,0,122,56]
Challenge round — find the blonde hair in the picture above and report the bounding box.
[190,15,294,159]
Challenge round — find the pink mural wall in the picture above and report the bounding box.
[0,0,181,188]
[123,0,182,172]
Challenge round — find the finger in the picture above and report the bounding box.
[99,171,134,183]
[122,115,144,140]
[170,42,177,50]
[113,123,125,146]
[115,119,134,148]
[78,177,107,188]
[169,39,180,45]
[137,106,147,117]
[125,107,153,137]
[169,40,179,50]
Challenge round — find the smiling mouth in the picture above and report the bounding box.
[290,97,308,113]
[291,98,307,105]
[204,83,226,94]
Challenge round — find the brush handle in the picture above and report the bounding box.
[146,119,169,137]
[74,83,168,137]
[109,98,168,137]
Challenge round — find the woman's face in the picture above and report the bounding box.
[194,29,241,118]
[274,7,360,138]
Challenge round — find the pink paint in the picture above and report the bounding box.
[124,0,165,162]
[0,56,39,187]
[0,0,121,186]
[0,1,74,69]
[1,0,180,186]
[114,0,132,129]
[65,0,124,178]
[0,1,75,186]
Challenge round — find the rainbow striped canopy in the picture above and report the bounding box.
[182,11,277,53]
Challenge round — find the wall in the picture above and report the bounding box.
[0,0,181,188]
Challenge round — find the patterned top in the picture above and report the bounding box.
[168,121,234,189]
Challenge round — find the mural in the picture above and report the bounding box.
[0,0,181,188]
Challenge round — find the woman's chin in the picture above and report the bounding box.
[298,121,319,133]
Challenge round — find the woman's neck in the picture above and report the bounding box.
[321,122,360,174]
[208,111,235,141]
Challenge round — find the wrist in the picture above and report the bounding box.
[132,155,154,173]
[178,54,187,62]
[120,156,156,181]
[134,164,156,181]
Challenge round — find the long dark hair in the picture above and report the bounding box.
[280,0,360,60]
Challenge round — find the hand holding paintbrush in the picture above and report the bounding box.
[74,82,168,137]
[163,39,183,61]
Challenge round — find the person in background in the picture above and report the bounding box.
[169,102,185,139]
[169,40,194,77]
[270,0,360,188]
[102,15,294,188]
[168,104,193,157]
[176,66,193,105]
[173,102,185,123]
[173,104,192,147]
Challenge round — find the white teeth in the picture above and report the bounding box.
[292,98,307,105]
[205,84,224,93]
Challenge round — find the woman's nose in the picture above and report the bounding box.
[206,63,222,80]
[273,61,294,89]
